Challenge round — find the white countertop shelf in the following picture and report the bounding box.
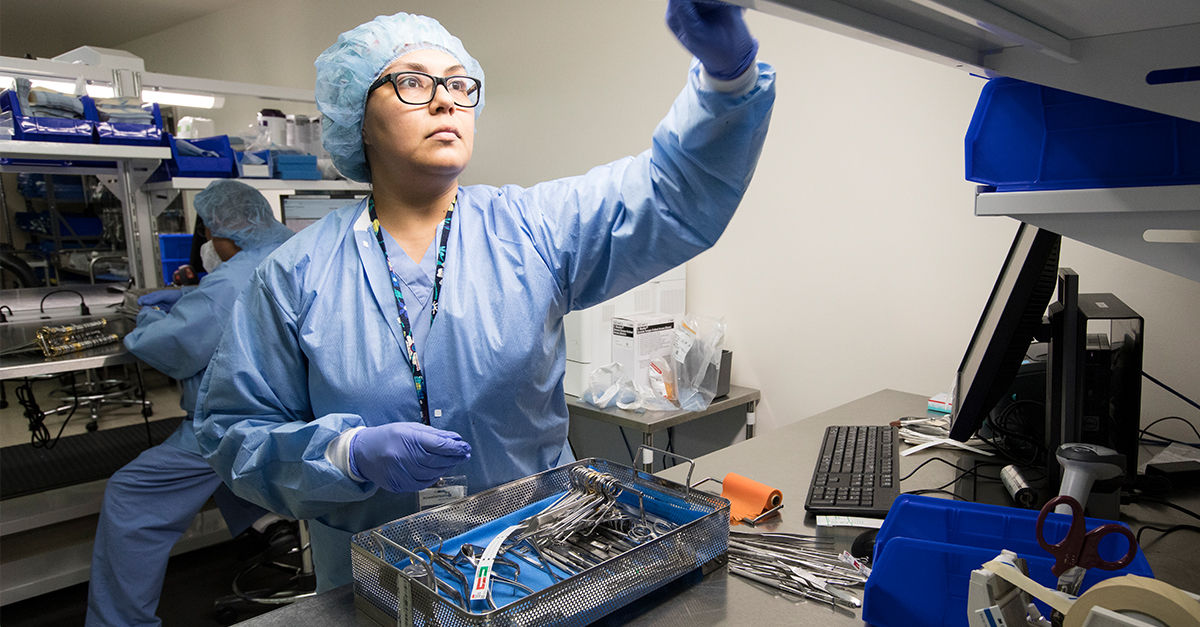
[0,139,171,161]
[143,177,370,193]
[975,184,1200,283]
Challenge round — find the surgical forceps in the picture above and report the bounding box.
[727,531,866,609]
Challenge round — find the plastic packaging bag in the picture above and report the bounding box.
[648,356,677,403]
[673,315,726,411]
[581,362,638,410]
[581,361,675,412]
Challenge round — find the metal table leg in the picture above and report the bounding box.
[745,400,757,439]
[642,431,655,473]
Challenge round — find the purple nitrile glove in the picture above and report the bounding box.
[349,422,472,493]
[137,289,185,312]
[666,0,759,80]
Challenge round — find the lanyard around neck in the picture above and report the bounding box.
[367,195,455,425]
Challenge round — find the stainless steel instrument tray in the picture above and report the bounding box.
[351,457,730,626]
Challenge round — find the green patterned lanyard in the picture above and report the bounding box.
[367,195,454,425]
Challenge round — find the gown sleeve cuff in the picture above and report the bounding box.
[324,426,366,482]
[699,58,760,96]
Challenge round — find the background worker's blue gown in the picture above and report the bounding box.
[86,235,290,627]
[195,61,776,591]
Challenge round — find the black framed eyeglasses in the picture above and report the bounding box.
[369,71,482,108]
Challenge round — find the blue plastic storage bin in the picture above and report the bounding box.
[861,495,1153,627]
[149,135,238,181]
[95,102,165,146]
[16,173,87,201]
[158,233,193,285]
[236,150,271,178]
[0,89,97,143]
[270,152,320,180]
[16,211,102,237]
[965,77,1200,191]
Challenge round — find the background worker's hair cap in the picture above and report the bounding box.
[194,179,292,250]
[314,12,485,183]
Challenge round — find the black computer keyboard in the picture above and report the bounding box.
[804,424,901,517]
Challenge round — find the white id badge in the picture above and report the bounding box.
[418,475,468,510]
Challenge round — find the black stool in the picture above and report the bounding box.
[213,521,316,624]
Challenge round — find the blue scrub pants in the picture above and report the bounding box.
[85,421,268,627]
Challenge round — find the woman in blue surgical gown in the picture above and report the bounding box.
[194,0,776,591]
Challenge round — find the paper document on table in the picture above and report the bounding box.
[816,515,885,529]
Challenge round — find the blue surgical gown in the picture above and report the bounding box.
[88,239,290,627]
[195,61,776,591]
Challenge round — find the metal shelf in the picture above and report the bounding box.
[1,140,163,288]
[0,140,170,161]
[739,0,1200,123]
[144,177,369,193]
[975,184,1200,283]
[742,0,1200,282]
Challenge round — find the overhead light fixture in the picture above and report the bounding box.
[141,88,223,109]
[0,75,115,98]
[1,75,221,109]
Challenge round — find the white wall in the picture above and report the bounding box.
[120,0,1200,439]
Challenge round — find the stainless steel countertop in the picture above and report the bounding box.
[0,314,135,380]
[235,389,1200,626]
[566,385,760,434]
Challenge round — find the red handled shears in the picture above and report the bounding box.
[1035,494,1137,581]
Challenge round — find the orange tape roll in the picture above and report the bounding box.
[721,472,783,524]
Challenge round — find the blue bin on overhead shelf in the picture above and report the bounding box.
[16,211,102,237]
[0,89,97,143]
[270,151,320,180]
[149,134,238,181]
[158,233,193,285]
[95,101,166,146]
[966,77,1200,192]
[236,149,271,178]
[16,173,87,201]
[861,495,1153,627]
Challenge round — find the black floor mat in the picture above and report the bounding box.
[1,417,184,500]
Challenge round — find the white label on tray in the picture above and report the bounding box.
[471,524,522,601]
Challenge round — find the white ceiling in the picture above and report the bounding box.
[1,0,245,60]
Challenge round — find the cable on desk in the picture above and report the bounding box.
[1127,496,1200,524]
[1143,372,1200,413]
[1135,524,1200,547]
[902,488,968,501]
[897,451,988,480]
[1138,416,1200,448]
[899,458,1010,501]
[980,399,1045,466]
[39,289,89,315]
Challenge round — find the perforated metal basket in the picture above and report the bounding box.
[351,457,730,626]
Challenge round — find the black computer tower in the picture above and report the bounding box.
[1046,270,1144,483]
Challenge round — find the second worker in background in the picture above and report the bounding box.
[86,180,295,627]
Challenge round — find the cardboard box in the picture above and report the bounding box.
[563,265,686,396]
[612,313,676,391]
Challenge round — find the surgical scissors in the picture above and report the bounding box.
[1035,494,1137,596]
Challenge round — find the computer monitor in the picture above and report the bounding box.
[949,223,1061,442]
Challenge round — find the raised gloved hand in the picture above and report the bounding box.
[137,289,185,312]
[349,422,472,493]
[666,0,758,80]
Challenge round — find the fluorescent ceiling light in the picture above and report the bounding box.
[1,75,221,109]
[0,76,114,97]
[141,89,222,109]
